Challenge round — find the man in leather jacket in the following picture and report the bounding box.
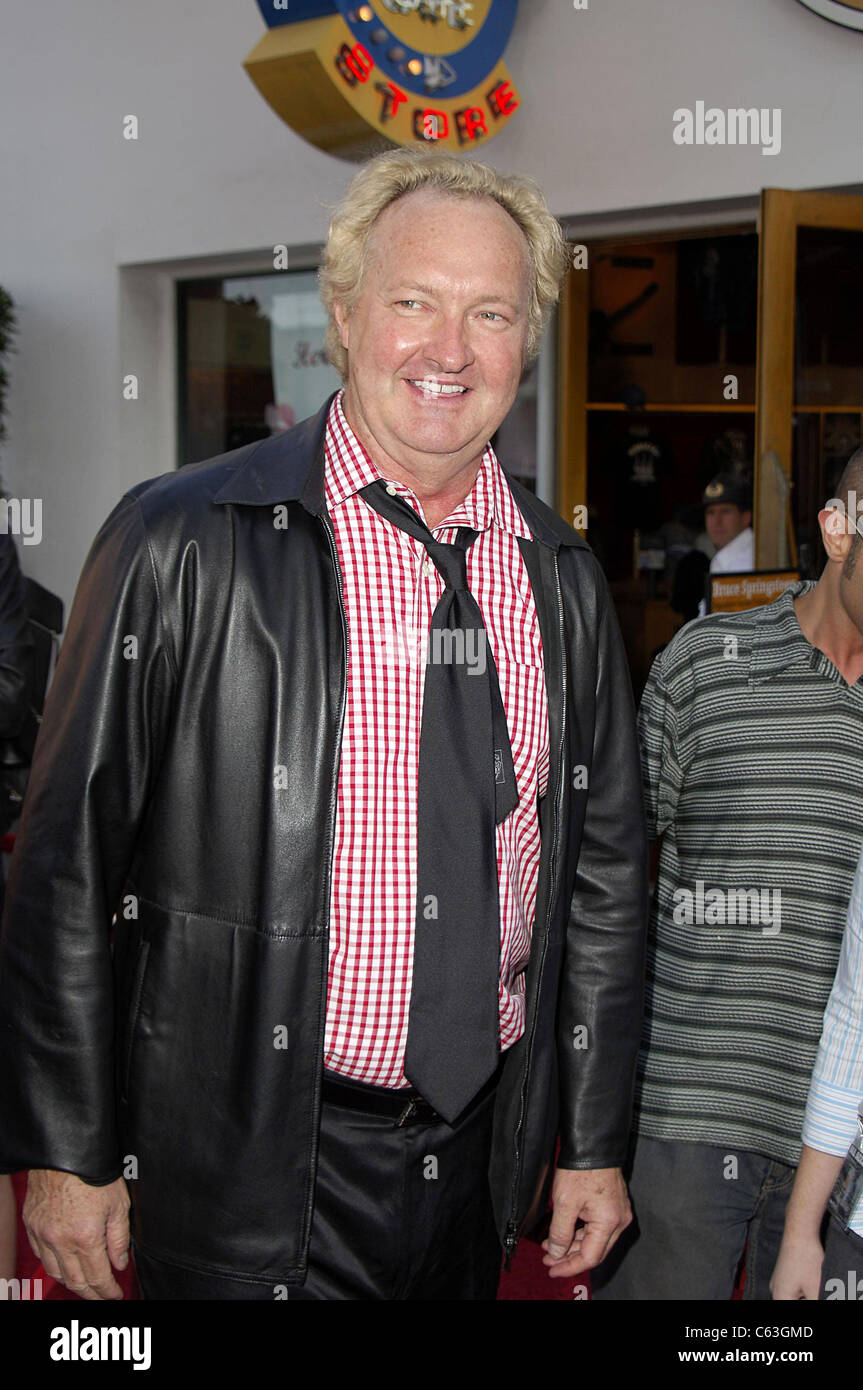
[0,150,647,1300]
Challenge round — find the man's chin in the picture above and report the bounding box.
[393,427,485,464]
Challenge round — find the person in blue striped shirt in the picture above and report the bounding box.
[771,846,863,1300]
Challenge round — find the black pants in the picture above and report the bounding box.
[133,1079,502,1301]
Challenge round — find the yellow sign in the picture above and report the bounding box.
[244,2,521,160]
[709,571,799,614]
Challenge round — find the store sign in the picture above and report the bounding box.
[709,571,799,614]
[795,0,863,30]
[244,1,520,159]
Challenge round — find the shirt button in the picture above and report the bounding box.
[424,560,435,577]
[385,484,397,496]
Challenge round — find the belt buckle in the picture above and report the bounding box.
[395,1097,420,1127]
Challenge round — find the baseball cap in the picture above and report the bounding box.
[702,473,753,510]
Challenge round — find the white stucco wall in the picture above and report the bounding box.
[1,0,861,611]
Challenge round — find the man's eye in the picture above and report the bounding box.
[479,310,505,322]
[397,299,422,310]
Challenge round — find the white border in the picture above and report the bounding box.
[796,0,863,31]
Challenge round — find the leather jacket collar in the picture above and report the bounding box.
[212,392,583,556]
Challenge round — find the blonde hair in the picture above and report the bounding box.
[318,148,569,380]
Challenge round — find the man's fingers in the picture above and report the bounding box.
[33,1236,86,1296]
[544,1222,611,1275]
[545,1202,583,1260]
[77,1241,124,1300]
[544,1206,632,1276]
[106,1207,131,1272]
[544,1233,573,1260]
[49,1240,123,1300]
[542,1219,584,1259]
[30,1232,61,1281]
[31,1227,124,1300]
[545,1252,592,1279]
[570,1222,608,1269]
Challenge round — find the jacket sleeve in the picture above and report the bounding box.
[556,556,648,1170]
[0,532,34,739]
[0,493,176,1183]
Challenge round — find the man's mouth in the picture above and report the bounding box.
[406,379,469,398]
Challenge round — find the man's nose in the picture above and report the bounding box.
[424,314,474,372]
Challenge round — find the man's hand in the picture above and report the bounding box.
[23,1169,130,1300]
[770,1232,824,1300]
[541,1165,631,1278]
[768,1145,841,1300]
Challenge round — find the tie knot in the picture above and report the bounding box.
[358,481,478,591]
[425,535,473,591]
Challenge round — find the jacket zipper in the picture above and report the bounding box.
[302,510,349,1260]
[503,552,567,1269]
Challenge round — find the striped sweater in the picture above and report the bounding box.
[635,581,863,1165]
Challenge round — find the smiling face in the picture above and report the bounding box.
[333,189,531,494]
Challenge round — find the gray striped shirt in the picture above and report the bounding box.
[636,580,863,1165]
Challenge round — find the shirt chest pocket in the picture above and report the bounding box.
[487,630,549,799]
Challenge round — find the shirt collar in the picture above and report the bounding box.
[747,580,830,683]
[324,389,532,540]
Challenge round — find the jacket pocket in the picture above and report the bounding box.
[122,940,150,1102]
[123,906,325,1281]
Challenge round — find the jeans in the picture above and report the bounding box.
[820,1215,863,1300]
[591,1134,796,1300]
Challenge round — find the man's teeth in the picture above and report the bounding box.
[409,380,467,395]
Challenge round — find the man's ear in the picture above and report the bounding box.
[819,505,855,564]
[333,300,350,351]
[741,508,753,530]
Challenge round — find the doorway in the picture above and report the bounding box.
[557,189,863,692]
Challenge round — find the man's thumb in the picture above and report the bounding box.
[545,1215,572,1260]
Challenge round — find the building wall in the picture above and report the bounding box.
[2,0,861,610]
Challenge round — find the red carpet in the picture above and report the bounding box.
[11,1170,575,1301]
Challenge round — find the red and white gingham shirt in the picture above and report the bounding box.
[323,391,549,1089]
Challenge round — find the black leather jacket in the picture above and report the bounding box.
[0,397,647,1289]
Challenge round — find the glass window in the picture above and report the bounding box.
[791,228,863,575]
[178,270,342,467]
[795,227,863,408]
[587,234,757,408]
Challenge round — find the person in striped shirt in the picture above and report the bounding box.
[771,844,863,1299]
[592,448,863,1301]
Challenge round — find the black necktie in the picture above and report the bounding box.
[359,479,519,1123]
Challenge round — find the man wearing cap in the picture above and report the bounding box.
[703,473,754,575]
[592,448,863,1301]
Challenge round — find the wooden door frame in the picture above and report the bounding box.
[756,189,863,567]
[558,193,863,567]
[556,262,588,531]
